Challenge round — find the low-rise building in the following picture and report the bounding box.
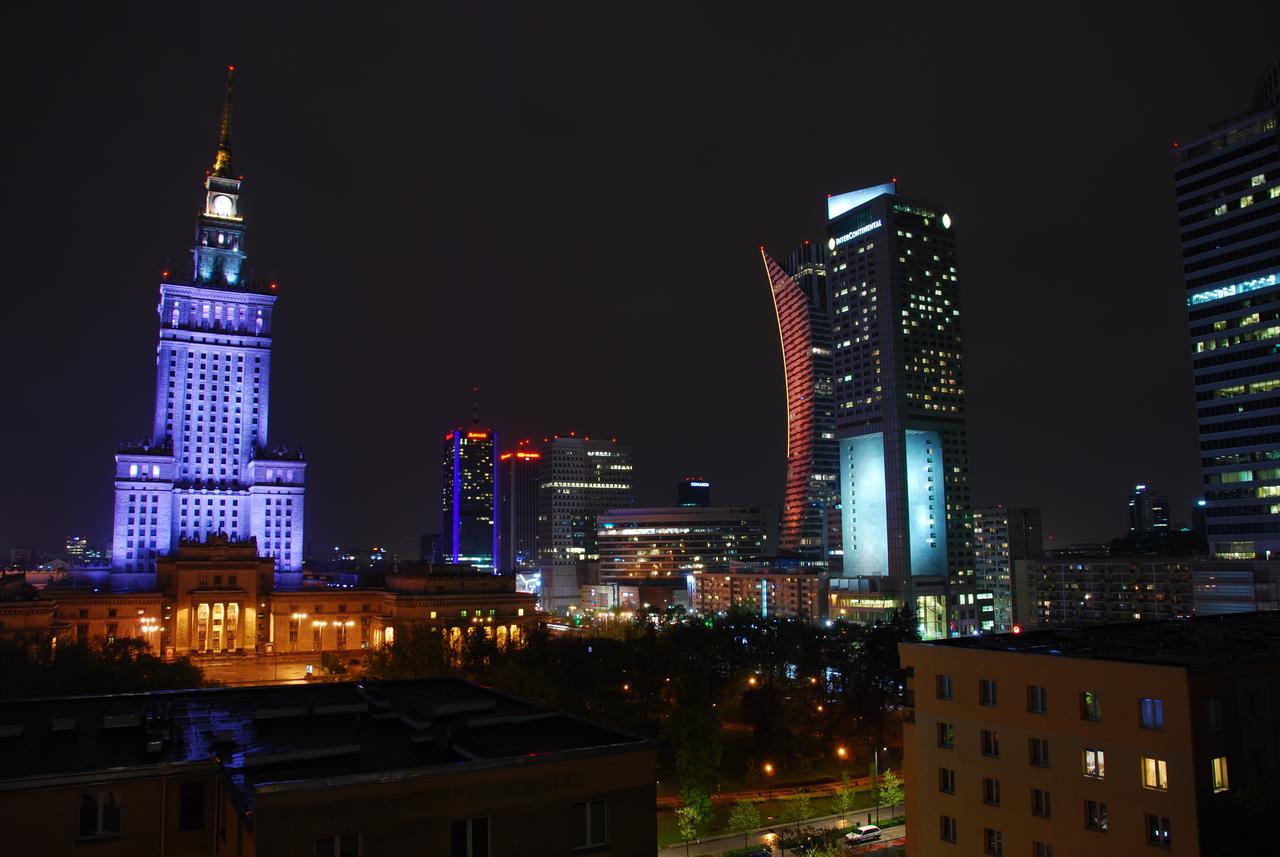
[688,567,825,619]
[0,678,656,856]
[900,612,1280,857]
[4,535,539,658]
[596,506,771,578]
[1014,556,1194,629]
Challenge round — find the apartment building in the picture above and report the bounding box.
[900,612,1280,856]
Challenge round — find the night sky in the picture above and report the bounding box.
[4,3,1278,559]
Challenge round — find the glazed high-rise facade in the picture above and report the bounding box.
[497,440,540,571]
[760,241,839,561]
[825,183,974,635]
[111,69,305,573]
[1177,59,1280,559]
[442,428,497,569]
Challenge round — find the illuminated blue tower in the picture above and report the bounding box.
[110,68,306,573]
[442,427,497,569]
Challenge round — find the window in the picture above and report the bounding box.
[571,799,607,849]
[78,791,122,839]
[981,729,1000,758]
[1032,788,1051,818]
[940,815,957,843]
[1083,748,1106,779]
[984,827,1004,855]
[314,834,360,857]
[1033,842,1053,857]
[939,767,955,794]
[1029,736,1049,772]
[1140,697,1164,730]
[983,777,1001,806]
[937,673,953,700]
[1146,814,1172,848]
[1212,756,1230,793]
[1080,691,1102,721]
[980,678,998,706]
[450,818,489,857]
[1028,685,1048,714]
[1085,800,1108,832]
[179,782,205,830]
[1141,757,1168,791]
[938,721,955,749]
[1207,696,1223,731]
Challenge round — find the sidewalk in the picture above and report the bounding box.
[658,802,904,857]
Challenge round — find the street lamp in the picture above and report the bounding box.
[763,761,775,800]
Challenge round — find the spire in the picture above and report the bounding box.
[210,65,235,178]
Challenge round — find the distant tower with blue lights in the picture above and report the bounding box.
[442,425,498,570]
[110,67,306,573]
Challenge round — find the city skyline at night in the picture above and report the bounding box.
[3,6,1279,561]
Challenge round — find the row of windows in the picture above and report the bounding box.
[940,813,1173,853]
[938,676,1164,727]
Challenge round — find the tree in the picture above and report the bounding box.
[662,700,723,794]
[674,805,701,857]
[727,799,762,849]
[879,769,904,814]
[780,792,813,840]
[832,773,857,819]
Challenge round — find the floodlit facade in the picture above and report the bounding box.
[825,182,974,635]
[110,68,305,573]
[1177,58,1280,559]
[4,536,538,657]
[901,612,1280,857]
[760,243,839,562]
[595,506,770,577]
[442,428,497,569]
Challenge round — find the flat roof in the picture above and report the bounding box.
[910,611,1280,667]
[0,679,649,805]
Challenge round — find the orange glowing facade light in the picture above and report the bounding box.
[760,248,839,555]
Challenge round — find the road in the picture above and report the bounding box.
[659,804,904,857]
[657,774,883,809]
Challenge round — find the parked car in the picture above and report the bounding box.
[845,824,882,844]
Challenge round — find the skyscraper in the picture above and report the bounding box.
[760,241,839,562]
[497,440,540,571]
[678,477,712,507]
[111,68,306,573]
[824,182,973,635]
[1177,58,1280,559]
[441,428,497,569]
[536,435,633,610]
[1128,484,1171,534]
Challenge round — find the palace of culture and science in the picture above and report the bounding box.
[110,69,305,573]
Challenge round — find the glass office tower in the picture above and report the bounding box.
[1177,59,1280,559]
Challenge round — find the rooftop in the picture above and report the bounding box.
[0,679,647,804]
[915,611,1280,667]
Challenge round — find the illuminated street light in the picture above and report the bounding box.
[836,746,848,760]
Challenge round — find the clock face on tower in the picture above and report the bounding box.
[212,194,234,216]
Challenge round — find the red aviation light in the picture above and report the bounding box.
[1011,625,1023,635]
[444,432,455,441]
